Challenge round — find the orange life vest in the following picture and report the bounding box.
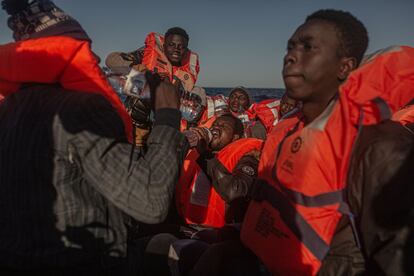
[229,99,281,137]
[0,36,133,142]
[197,115,216,129]
[241,45,414,275]
[142,32,200,92]
[249,99,281,132]
[176,138,263,228]
[392,104,414,125]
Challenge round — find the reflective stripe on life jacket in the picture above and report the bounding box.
[241,97,352,275]
[142,32,200,92]
[0,36,133,142]
[203,94,229,122]
[241,45,414,275]
[176,138,263,228]
[249,99,281,132]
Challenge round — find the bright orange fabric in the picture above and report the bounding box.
[0,36,133,142]
[392,104,414,125]
[248,99,281,132]
[241,46,414,275]
[176,138,263,228]
[142,32,200,92]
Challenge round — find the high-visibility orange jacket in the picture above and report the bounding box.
[241,45,414,275]
[0,36,133,141]
[176,138,263,228]
[142,32,199,92]
[248,99,281,132]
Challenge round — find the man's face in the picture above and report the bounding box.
[210,117,239,151]
[282,19,343,103]
[164,34,188,66]
[229,90,250,113]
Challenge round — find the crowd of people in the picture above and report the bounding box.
[0,0,413,275]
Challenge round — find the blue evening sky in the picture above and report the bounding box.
[1,0,413,88]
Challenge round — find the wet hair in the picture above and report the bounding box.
[165,27,189,42]
[219,114,244,137]
[306,9,369,66]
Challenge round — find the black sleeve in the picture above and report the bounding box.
[76,95,188,224]
[199,155,259,203]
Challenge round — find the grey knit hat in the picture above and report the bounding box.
[7,0,91,42]
[189,86,207,107]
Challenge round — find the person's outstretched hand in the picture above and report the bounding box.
[1,0,29,15]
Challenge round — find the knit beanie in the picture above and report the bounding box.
[6,0,91,42]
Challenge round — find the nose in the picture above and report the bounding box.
[283,50,297,67]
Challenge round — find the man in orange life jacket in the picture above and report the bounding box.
[169,114,262,275]
[106,27,200,147]
[105,27,198,89]
[177,114,262,228]
[227,86,266,139]
[240,9,370,276]
[228,86,298,139]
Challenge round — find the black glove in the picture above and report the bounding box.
[1,0,30,15]
[124,96,152,129]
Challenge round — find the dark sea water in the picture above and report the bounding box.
[204,87,285,103]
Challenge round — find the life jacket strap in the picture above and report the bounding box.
[251,180,330,261]
[277,184,345,207]
[372,97,392,121]
[338,201,362,249]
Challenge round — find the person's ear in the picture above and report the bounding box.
[337,57,357,81]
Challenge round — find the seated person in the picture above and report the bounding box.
[228,86,252,115]
[105,28,201,147]
[105,27,200,92]
[169,115,263,276]
[225,86,263,138]
[0,1,187,275]
[176,114,263,229]
[227,86,298,139]
[248,92,299,137]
